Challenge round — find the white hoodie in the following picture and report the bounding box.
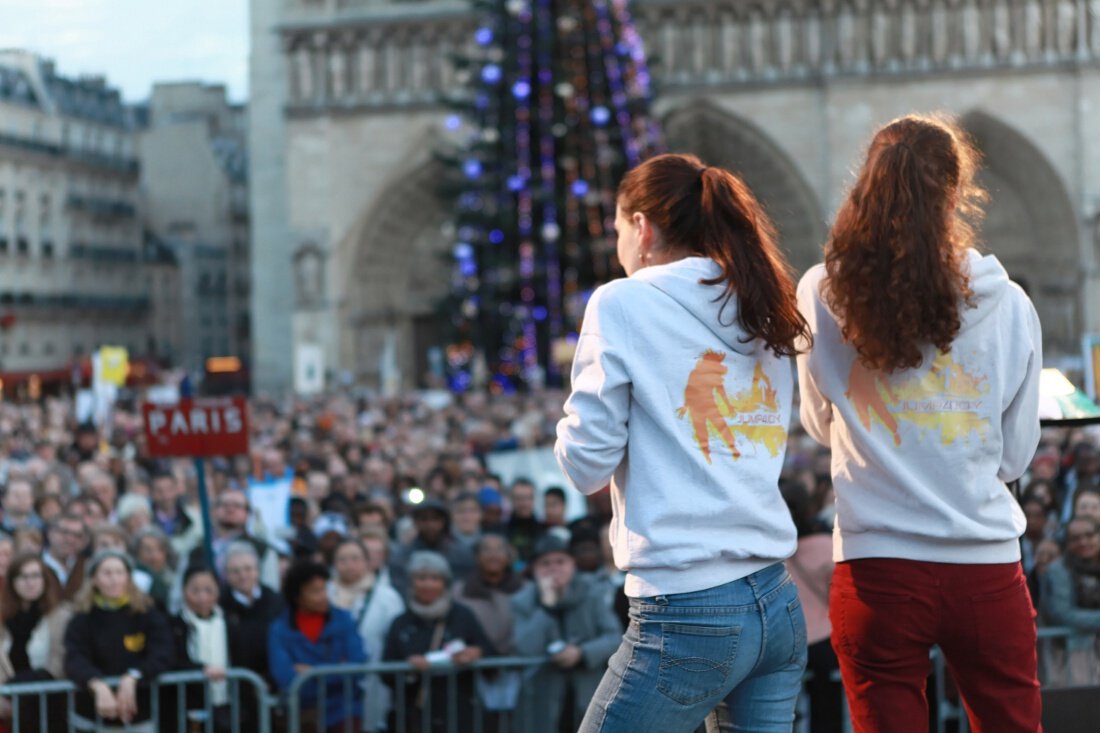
[555,257,797,597]
[796,250,1042,564]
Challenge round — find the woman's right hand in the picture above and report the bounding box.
[92,683,119,721]
[408,655,431,671]
[204,665,227,681]
[116,676,138,723]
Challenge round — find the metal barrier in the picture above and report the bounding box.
[0,629,1092,732]
[285,656,545,733]
[0,667,272,733]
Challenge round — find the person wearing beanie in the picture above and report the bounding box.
[64,549,175,730]
[387,499,474,596]
[477,487,506,533]
[512,535,622,733]
[383,550,495,733]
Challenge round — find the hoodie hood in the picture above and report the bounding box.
[632,257,755,355]
[960,249,1013,330]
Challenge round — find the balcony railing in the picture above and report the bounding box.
[69,242,140,264]
[66,195,137,220]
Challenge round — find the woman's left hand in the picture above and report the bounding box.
[452,646,482,666]
[551,644,584,669]
[204,665,227,681]
[116,676,138,723]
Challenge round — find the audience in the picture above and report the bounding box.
[166,565,232,732]
[383,551,492,733]
[328,538,404,733]
[0,389,1089,726]
[63,549,174,730]
[268,560,366,732]
[511,536,621,733]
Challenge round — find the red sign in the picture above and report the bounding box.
[142,397,249,457]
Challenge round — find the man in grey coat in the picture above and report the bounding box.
[512,535,623,732]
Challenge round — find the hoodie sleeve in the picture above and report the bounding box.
[555,286,632,495]
[796,270,832,447]
[998,298,1042,482]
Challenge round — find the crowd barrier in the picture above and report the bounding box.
[0,628,1093,733]
[0,667,271,733]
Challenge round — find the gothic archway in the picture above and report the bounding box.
[961,111,1082,356]
[339,156,452,387]
[663,100,825,273]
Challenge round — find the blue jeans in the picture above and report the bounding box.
[579,562,807,733]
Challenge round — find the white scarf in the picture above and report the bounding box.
[181,606,229,705]
[330,573,375,615]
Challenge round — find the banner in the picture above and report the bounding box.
[142,397,249,457]
[295,343,324,395]
[486,447,587,521]
[97,346,129,386]
[249,471,293,553]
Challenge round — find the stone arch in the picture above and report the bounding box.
[662,100,825,273]
[338,155,452,387]
[960,110,1082,356]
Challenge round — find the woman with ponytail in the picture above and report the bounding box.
[555,153,810,732]
[797,114,1043,732]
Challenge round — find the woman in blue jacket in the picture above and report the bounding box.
[269,559,367,732]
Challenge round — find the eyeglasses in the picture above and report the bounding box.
[14,572,43,581]
[1067,531,1099,542]
[217,502,248,510]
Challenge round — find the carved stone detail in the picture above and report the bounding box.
[281,0,1098,111]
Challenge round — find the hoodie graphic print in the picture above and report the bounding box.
[846,350,991,448]
[678,353,786,463]
[555,257,797,597]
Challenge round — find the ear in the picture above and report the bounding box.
[633,212,654,251]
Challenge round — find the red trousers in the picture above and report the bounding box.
[830,558,1042,733]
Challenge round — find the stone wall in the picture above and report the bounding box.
[251,0,1100,392]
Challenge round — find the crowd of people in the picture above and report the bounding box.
[0,384,1093,731]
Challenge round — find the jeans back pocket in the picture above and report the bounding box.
[656,622,740,706]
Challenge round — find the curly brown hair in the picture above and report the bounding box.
[823,114,987,372]
[618,153,810,356]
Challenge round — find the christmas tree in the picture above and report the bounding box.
[441,0,661,392]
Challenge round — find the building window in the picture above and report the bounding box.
[39,193,51,258]
[0,189,6,249]
[43,341,53,355]
[14,191,27,255]
[19,342,29,356]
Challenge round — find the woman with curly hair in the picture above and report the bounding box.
[796,114,1043,732]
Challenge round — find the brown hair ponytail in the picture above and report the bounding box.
[617,153,810,357]
[824,114,986,372]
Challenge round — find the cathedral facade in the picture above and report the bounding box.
[250,0,1100,394]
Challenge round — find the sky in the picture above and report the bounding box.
[0,0,248,103]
